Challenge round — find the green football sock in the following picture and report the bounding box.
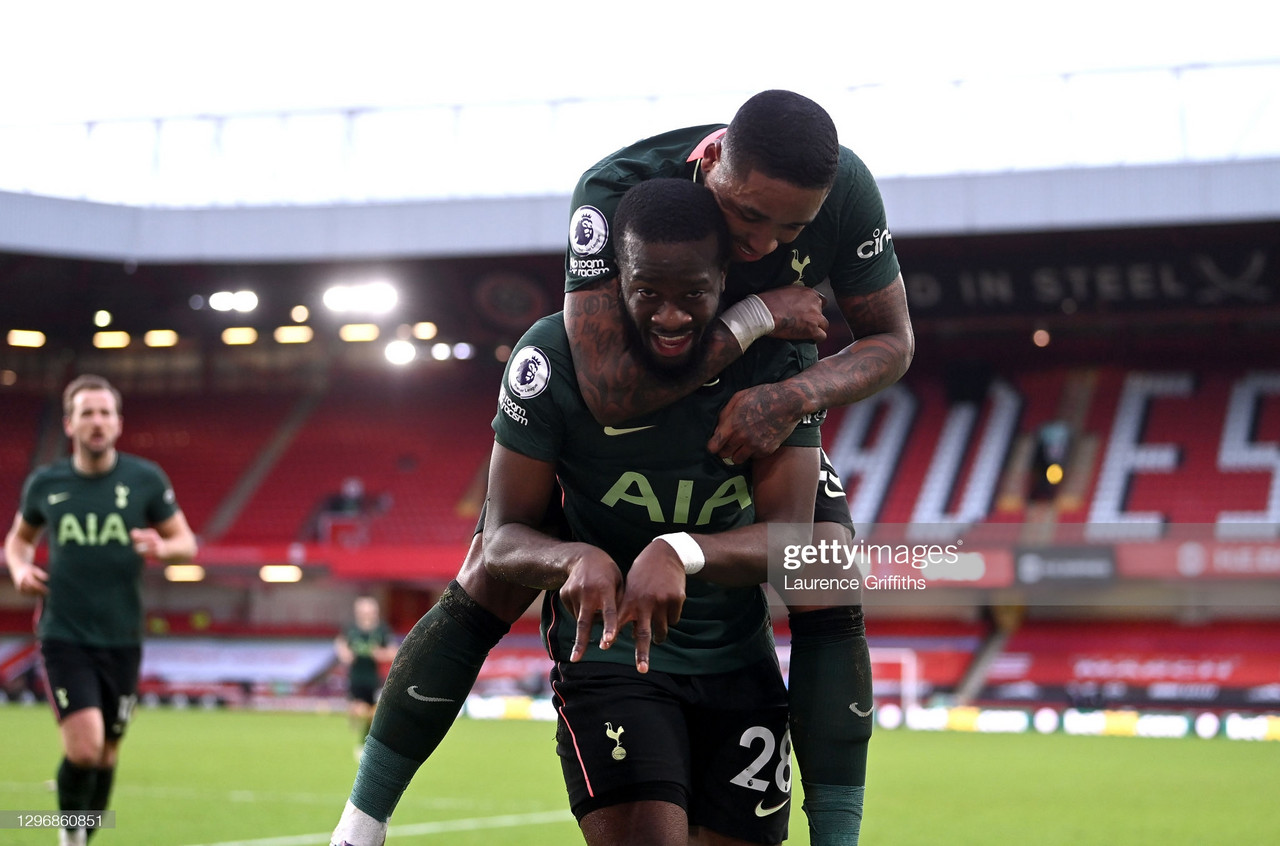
[787,606,873,786]
[789,607,873,845]
[349,737,421,823]
[348,580,511,820]
[802,783,865,846]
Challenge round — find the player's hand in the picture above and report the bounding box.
[757,285,828,343]
[619,541,688,673]
[130,527,165,560]
[707,383,802,463]
[559,549,624,663]
[10,562,50,597]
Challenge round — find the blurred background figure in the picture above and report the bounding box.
[305,477,392,547]
[334,596,397,758]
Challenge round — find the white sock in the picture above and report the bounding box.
[331,799,388,846]
[59,829,87,846]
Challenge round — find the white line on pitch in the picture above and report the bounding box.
[186,808,575,846]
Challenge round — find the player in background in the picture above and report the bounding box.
[5,374,198,846]
[334,596,398,756]
[331,90,912,846]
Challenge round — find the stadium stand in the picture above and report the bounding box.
[10,356,1279,711]
[121,389,304,536]
[0,390,50,514]
[223,366,495,546]
[979,618,1280,710]
[3,216,1279,718]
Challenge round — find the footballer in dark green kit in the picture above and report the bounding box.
[568,125,900,300]
[335,596,398,751]
[331,90,907,846]
[6,374,198,846]
[18,452,178,646]
[494,310,819,675]
[559,91,914,846]
[484,178,821,846]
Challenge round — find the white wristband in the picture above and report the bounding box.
[656,532,705,575]
[718,294,775,352]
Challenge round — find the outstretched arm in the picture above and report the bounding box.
[708,274,914,463]
[565,281,829,425]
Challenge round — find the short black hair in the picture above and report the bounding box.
[614,178,731,266]
[722,89,839,190]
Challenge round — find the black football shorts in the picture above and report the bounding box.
[41,640,141,740]
[814,449,854,528]
[551,657,792,844]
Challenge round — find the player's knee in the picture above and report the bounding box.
[61,711,107,767]
[581,800,688,846]
[65,740,105,768]
[690,824,779,846]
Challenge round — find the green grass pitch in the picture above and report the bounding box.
[1,704,1275,845]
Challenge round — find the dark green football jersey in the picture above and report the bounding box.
[19,454,180,647]
[492,313,822,675]
[565,124,901,301]
[343,622,393,688]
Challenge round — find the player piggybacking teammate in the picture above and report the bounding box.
[331,89,912,846]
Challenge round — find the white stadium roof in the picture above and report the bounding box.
[2,0,1278,260]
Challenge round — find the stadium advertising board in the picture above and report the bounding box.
[1015,546,1116,585]
[901,221,1278,320]
[1118,539,1280,580]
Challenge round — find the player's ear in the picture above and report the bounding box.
[702,139,723,173]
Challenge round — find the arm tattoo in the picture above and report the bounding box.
[778,281,915,414]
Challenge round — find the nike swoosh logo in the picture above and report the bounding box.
[406,686,454,703]
[603,425,656,436]
[47,492,71,504]
[702,378,721,387]
[850,702,874,717]
[754,798,790,817]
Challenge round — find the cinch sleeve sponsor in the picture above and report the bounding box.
[826,150,901,299]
